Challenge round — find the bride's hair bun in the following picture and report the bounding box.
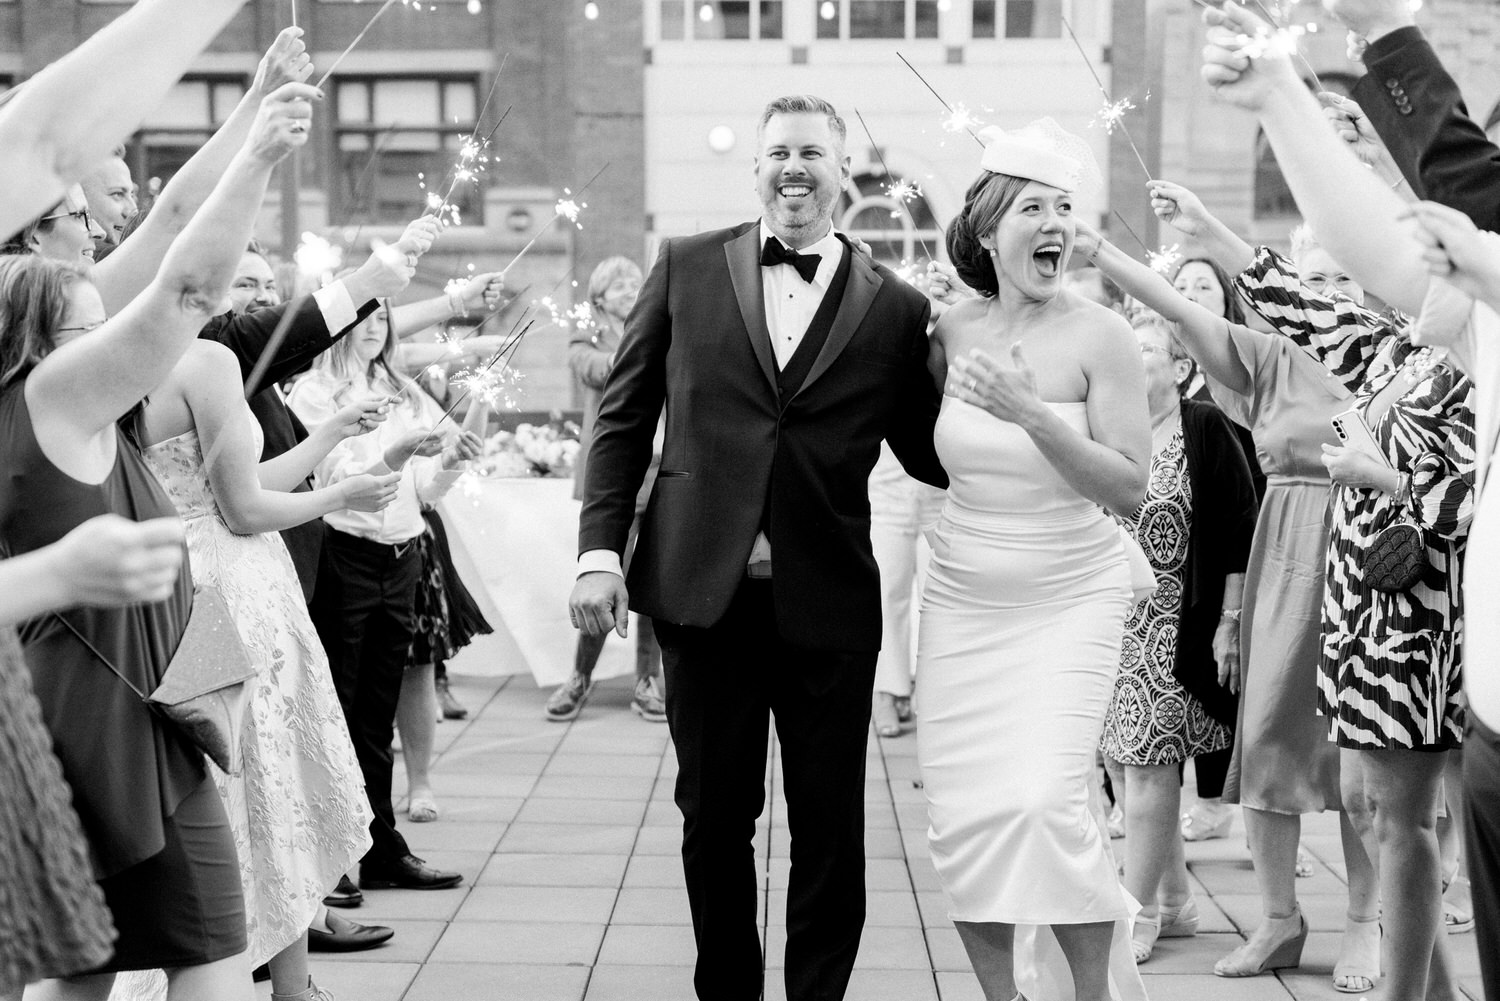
[946,171,1030,299]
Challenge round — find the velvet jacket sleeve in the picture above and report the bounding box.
[198,296,378,395]
[1353,26,1500,232]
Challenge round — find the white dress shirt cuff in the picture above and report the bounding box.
[578,549,624,578]
[314,281,360,334]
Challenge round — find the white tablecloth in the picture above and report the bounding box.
[440,476,636,686]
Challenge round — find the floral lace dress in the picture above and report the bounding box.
[138,426,372,963]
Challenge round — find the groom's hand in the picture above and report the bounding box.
[570,571,630,638]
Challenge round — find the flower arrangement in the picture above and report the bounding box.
[481,411,581,478]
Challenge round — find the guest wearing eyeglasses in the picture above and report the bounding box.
[0,186,106,265]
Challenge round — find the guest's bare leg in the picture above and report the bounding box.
[397,662,438,815]
[267,931,310,997]
[1335,800,1382,993]
[1052,921,1114,1001]
[1216,806,1303,974]
[164,953,255,1001]
[1361,747,1451,1001]
[24,972,116,1001]
[954,921,1018,1001]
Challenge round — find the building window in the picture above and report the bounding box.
[838,172,941,266]
[661,1,784,39]
[817,0,939,40]
[333,76,481,226]
[972,0,1061,38]
[128,77,248,193]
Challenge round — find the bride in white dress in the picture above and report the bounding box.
[919,120,1153,1001]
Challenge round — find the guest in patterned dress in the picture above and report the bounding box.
[1100,310,1257,964]
[1076,209,1382,989]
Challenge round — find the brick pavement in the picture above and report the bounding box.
[277,673,1486,1001]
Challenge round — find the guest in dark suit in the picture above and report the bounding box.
[569,95,946,1001]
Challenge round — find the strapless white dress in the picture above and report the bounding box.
[917,398,1147,1000]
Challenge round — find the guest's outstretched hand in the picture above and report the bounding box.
[1200,1,1300,111]
[455,271,507,313]
[51,515,186,607]
[246,82,318,166]
[1148,180,1212,237]
[328,396,397,441]
[925,261,975,307]
[253,26,314,96]
[948,345,1045,430]
[340,472,402,513]
[1404,200,1500,308]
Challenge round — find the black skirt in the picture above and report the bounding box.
[408,508,492,668]
[92,776,246,972]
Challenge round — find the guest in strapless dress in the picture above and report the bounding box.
[918,119,1152,1001]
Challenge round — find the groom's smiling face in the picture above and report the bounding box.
[754,112,850,248]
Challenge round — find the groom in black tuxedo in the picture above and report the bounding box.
[570,95,946,1001]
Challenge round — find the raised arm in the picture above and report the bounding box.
[184,341,398,534]
[258,392,397,492]
[92,28,313,313]
[1075,220,1251,394]
[1146,179,1255,276]
[389,268,504,339]
[1200,1,1429,314]
[0,0,246,241]
[29,83,314,438]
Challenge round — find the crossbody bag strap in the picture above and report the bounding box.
[52,612,151,703]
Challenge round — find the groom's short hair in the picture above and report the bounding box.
[758,95,847,154]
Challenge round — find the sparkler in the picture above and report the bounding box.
[1147,243,1183,275]
[1091,96,1139,135]
[498,163,610,278]
[315,0,404,89]
[1060,15,1153,182]
[426,104,511,228]
[852,108,937,265]
[409,316,540,451]
[896,52,984,148]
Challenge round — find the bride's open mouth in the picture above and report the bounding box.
[1033,242,1063,278]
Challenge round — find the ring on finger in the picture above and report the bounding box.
[966,376,978,392]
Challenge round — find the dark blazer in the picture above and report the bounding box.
[1354,26,1500,232]
[579,222,946,652]
[199,295,376,598]
[1174,398,1259,726]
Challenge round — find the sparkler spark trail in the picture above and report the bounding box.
[1091,96,1139,135]
[498,163,610,277]
[428,104,511,226]
[852,108,936,264]
[1147,243,1183,275]
[897,52,984,147]
[1060,15,1153,181]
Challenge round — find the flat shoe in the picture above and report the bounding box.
[408,795,439,823]
[308,911,395,953]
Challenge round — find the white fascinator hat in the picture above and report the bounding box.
[976,118,1102,198]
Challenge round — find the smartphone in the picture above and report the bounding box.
[1330,409,1390,468]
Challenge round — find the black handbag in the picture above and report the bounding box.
[1362,521,1426,593]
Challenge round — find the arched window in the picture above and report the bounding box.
[1253,72,1358,220]
[836,171,942,267]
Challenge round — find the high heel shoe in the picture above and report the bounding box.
[1214,909,1307,977]
[1157,895,1200,938]
[1332,913,1381,994]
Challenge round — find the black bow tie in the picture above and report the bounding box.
[760,238,821,284]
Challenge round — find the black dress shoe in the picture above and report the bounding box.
[308,910,395,953]
[253,963,270,983]
[323,873,363,909]
[360,853,463,890]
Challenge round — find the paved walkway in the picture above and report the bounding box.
[283,672,1486,1001]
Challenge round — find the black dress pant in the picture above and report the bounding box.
[657,578,876,1001]
[1463,712,1500,1001]
[311,527,420,866]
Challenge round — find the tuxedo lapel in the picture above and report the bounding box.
[796,239,882,397]
[724,226,778,396]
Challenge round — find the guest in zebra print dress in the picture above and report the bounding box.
[1235,238,1476,996]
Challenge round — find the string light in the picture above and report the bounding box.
[584,1,599,18]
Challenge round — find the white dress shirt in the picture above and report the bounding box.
[576,221,845,579]
[287,370,462,545]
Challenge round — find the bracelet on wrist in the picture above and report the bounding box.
[447,290,466,317]
[1220,608,1242,624]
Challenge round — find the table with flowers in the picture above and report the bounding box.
[441,419,636,686]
